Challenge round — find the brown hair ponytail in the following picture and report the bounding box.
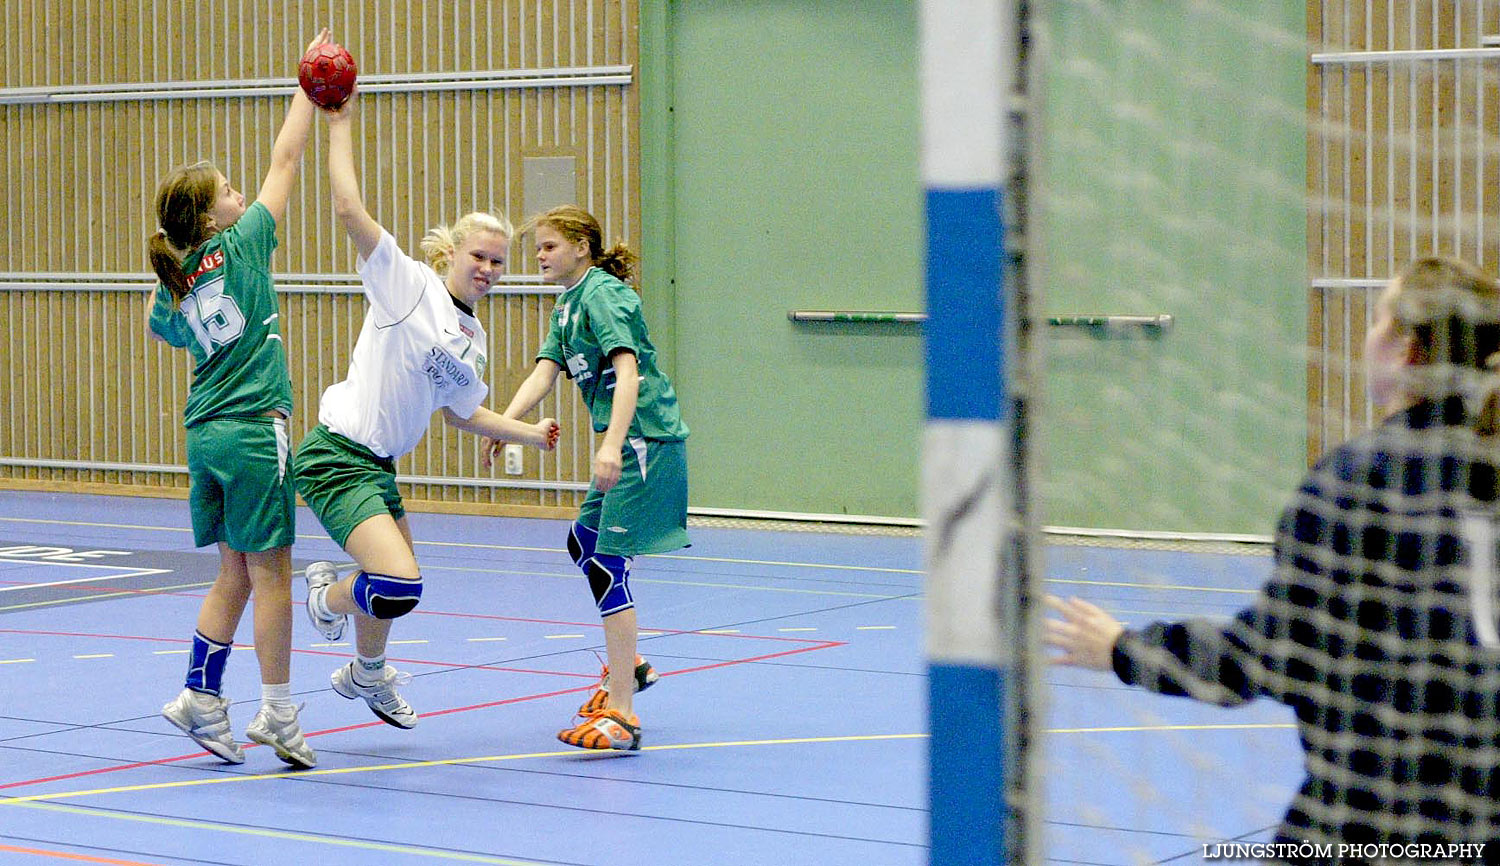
[148,161,219,303]
[529,205,639,286]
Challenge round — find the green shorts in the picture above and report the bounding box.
[579,437,690,557]
[293,424,406,549]
[186,416,295,551]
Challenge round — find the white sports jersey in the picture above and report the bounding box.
[318,231,489,458]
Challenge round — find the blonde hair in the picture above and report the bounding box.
[1390,256,1500,436]
[148,160,220,303]
[420,211,514,276]
[526,205,638,283]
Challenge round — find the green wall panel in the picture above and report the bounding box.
[1037,3,1307,534]
[658,0,923,519]
[645,1,1307,531]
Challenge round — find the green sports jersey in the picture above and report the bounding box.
[538,267,688,440]
[149,201,293,427]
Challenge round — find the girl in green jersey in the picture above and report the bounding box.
[147,30,330,770]
[491,205,690,751]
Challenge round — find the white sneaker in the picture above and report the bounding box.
[304,561,347,641]
[245,703,317,769]
[162,688,245,764]
[330,662,419,729]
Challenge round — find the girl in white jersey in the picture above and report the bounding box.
[293,89,559,729]
[150,30,329,770]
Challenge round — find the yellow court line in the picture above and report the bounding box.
[0,517,191,534]
[2,734,930,805]
[0,725,1296,810]
[653,553,921,575]
[0,517,1257,599]
[407,537,923,575]
[1046,577,1258,595]
[423,563,917,598]
[0,580,214,613]
[1050,722,1294,734]
[634,578,914,599]
[0,800,549,866]
[0,513,912,581]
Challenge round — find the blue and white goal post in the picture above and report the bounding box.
[921,2,1032,865]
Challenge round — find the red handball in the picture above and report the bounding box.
[298,43,357,110]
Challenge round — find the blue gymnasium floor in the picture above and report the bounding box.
[0,490,1300,865]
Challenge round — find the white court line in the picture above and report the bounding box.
[0,564,171,592]
[0,515,920,575]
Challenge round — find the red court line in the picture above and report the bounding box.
[410,609,841,645]
[0,629,595,678]
[0,843,162,865]
[414,639,845,721]
[0,639,845,793]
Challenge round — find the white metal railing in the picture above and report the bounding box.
[0,66,634,105]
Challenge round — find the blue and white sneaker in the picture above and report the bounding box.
[162,688,245,764]
[331,662,418,729]
[246,703,317,769]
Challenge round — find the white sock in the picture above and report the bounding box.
[262,682,293,713]
[354,654,386,685]
[309,586,334,621]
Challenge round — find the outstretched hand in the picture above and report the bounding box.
[1043,595,1124,672]
[537,418,561,451]
[479,420,561,467]
[304,27,331,55]
[321,84,358,121]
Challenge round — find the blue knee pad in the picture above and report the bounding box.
[567,521,598,567]
[584,554,634,616]
[351,570,423,619]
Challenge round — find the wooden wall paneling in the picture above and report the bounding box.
[0,0,633,513]
[1485,55,1500,268]
[0,295,12,464]
[1369,61,1390,273]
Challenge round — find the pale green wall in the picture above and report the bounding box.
[644,0,924,519]
[642,1,1307,533]
[1036,3,1308,534]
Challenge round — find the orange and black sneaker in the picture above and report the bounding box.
[577,655,659,716]
[557,708,642,751]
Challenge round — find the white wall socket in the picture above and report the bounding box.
[503,443,524,475]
